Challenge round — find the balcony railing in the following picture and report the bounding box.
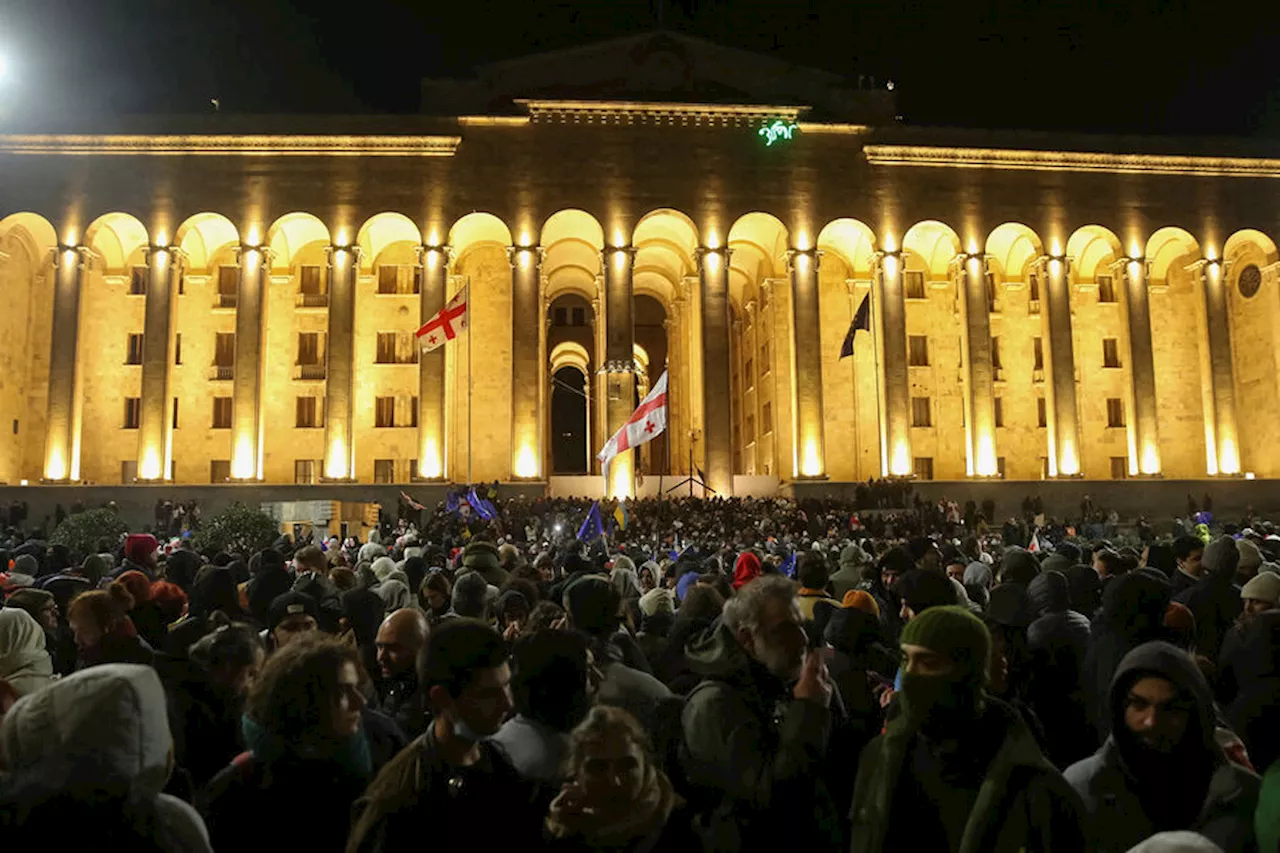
[208,365,234,381]
[294,363,327,381]
[296,292,329,308]
[214,293,237,309]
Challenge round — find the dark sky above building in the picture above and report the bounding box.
[1,0,1276,136]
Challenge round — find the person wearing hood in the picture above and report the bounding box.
[246,548,292,626]
[1234,538,1263,587]
[1042,543,1079,577]
[165,565,252,657]
[1001,546,1041,586]
[109,533,160,581]
[1065,563,1104,620]
[374,578,412,615]
[1223,611,1280,774]
[373,608,430,739]
[0,663,211,851]
[4,587,73,675]
[293,545,344,633]
[896,567,959,623]
[67,587,154,669]
[1175,537,1243,661]
[1021,571,1093,765]
[731,550,762,591]
[199,637,404,853]
[457,539,510,588]
[680,575,839,853]
[1065,641,1260,853]
[849,606,1087,853]
[964,560,994,591]
[1084,569,1173,740]
[0,608,53,698]
[830,543,870,600]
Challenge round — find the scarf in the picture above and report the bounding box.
[241,714,374,781]
[545,760,680,848]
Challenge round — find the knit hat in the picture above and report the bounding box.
[638,587,675,617]
[1241,570,1280,605]
[896,569,958,614]
[963,561,994,590]
[267,590,318,630]
[1163,601,1197,646]
[451,572,490,618]
[462,540,502,572]
[842,589,881,618]
[13,554,38,578]
[1202,536,1240,579]
[124,534,158,566]
[563,575,620,635]
[900,605,991,686]
[1236,539,1264,576]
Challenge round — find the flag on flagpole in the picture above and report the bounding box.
[839,293,872,359]
[612,501,628,532]
[467,485,496,521]
[1028,531,1044,553]
[578,501,605,541]
[779,551,797,578]
[415,284,468,352]
[598,370,668,476]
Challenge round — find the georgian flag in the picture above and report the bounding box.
[415,285,468,352]
[598,370,668,475]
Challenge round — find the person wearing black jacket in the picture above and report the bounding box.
[1175,536,1243,661]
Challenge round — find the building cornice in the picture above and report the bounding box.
[515,99,807,126]
[863,144,1280,178]
[0,134,462,157]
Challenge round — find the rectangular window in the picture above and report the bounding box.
[375,397,395,428]
[376,332,397,364]
[174,333,182,365]
[210,460,231,483]
[1110,457,1129,480]
[212,397,233,429]
[214,332,236,367]
[1028,273,1041,302]
[1033,337,1044,371]
[295,396,319,428]
[905,271,926,299]
[1106,398,1125,428]
[297,332,320,365]
[1040,456,1051,480]
[994,397,1005,428]
[744,359,754,386]
[762,402,773,434]
[553,307,568,326]
[170,459,177,481]
[913,457,934,481]
[911,397,932,428]
[121,460,138,484]
[126,333,144,365]
[299,265,323,294]
[985,272,998,312]
[373,459,396,484]
[1102,338,1122,368]
[172,397,179,430]
[761,342,770,372]
[217,266,238,296]
[405,396,419,429]
[294,459,317,485]
[571,307,586,326]
[990,336,1002,370]
[378,265,399,295]
[123,397,141,429]
[1037,397,1047,428]
[1097,275,1116,303]
[997,457,1007,478]
[130,267,148,295]
[908,335,930,366]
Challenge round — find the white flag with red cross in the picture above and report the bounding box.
[597,370,668,474]
[415,285,468,352]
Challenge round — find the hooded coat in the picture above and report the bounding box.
[0,608,54,697]
[829,544,869,600]
[1064,642,1260,853]
[1175,537,1244,661]
[679,621,838,853]
[1025,571,1096,767]
[1224,611,1280,774]
[0,663,211,852]
[456,540,510,588]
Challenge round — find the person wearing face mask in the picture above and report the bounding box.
[198,637,403,853]
[680,575,839,853]
[1065,641,1260,853]
[346,619,545,853]
[545,705,695,851]
[849,606,1087,853]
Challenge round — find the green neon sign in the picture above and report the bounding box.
[758,120,798,146]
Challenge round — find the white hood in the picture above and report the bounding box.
[1,662,172,795]
[0,608,53,697]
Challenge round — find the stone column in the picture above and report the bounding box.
[509,245,543,480]
[322,245,359,480]
[231,244,268,480]
[698,247,734,495]
[416,246,449,480]
[1117,257,1161,475]
[136,245,183,481]
[960,253,998,476]
[602,245,636,498]
[1198,259,1241,474]
[787,248,826,479]
[876,251,911,476]
[1041,255,1081,476]
[43,245,87,482]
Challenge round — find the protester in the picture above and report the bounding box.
[66,587,154,668]
[266,590,320,651]
[373,608,429,738]
[1175,536,1243,661]
[0,608,53,698]
[796,551,841,621]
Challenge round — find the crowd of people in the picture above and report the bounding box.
[0,492,1278,852]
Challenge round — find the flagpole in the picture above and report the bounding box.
[466,274,473,488]
[871,265,886,478]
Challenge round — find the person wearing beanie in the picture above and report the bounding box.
[795,551,841,622]
[830,542,870,600]
[1234,538,1263,586]
[457,539,510,588]
[247,548,293,626]
[1174,536,1243,660]
[895,568,958,623]
[1239,570,1280,620]
[112,533,160,581]
[266,591,319,651]
[1065,641,1259,853]
[451,571,491,621]
[842,588,881,619]
[731,551,762,591]
[849,606,1087,853]
[1001,546,1041,586]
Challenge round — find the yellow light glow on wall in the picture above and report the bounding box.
[800,438,823,478]
[890,441,912,477]
[420,437,443,480]
[974,435,998,477]
[333,228,350,248]
[245,224,262,247]
[793,230,812,252]
[45,448,67,482]
[231,435,256,480]
[1140,443,1161,476]
[153,230,169,248]
[1048,257,1063,277]
[139,449,163,481]
[882,232,898,253]
[1058,442,1080,477]
[1219,439,1240,475]
[607,452,634,500]
[325,437,349,480]
[61,247,78,267]
[882,251,898,278]
[514,443,539,479]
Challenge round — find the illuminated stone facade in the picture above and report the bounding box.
[0,33,1278,496]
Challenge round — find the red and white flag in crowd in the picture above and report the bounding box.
[598,370,668,475]
[415,285,468,352]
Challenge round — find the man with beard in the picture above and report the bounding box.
[680,575,838,853]
[373,609,430,738]
[1065,641,1260,852]
[848,606,1087,853]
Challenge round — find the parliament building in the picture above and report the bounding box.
[1,31,1278,501]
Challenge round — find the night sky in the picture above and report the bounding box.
[1,0,1277,135]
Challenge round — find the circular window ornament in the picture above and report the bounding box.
[1239,264,1262,299]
